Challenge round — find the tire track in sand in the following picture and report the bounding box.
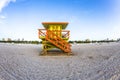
[0,64,23,80]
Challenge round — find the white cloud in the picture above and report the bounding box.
[0,15,6,24]
[0,0,16,13]
[0,15,6,19]
[0,21,3,24]
[0,0,16,24]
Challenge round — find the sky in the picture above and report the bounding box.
[0,0,120,41]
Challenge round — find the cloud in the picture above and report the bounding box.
[0,0,16,24]
[0,0,16,13]
[0,15,6,19]
[0,16,5,24]
[0,21,3,24]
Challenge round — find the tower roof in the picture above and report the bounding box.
[42,22,68,29]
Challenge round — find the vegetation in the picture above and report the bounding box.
[0,38,41,44]
[0,38,118,44]
[69,38,117,44]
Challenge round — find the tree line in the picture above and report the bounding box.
[0,38,41,44]
[69,38,119,44]
[0,38,119,44]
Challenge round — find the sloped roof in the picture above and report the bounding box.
[42,22,68,29]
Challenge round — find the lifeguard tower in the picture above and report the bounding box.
[38,22,71,55]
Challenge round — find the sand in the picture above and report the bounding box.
[0,42,120,80]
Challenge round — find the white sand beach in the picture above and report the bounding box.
[0,42,120,80]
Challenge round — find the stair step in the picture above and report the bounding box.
[45,30,71,53]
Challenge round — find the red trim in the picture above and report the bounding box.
[42,22,68,24]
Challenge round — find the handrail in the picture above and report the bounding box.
[38,29,71,52]
[38,29,46,38]
[47,30,70,45]
[38,29,70,39]
[46,30,71,52]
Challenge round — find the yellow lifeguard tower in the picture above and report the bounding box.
[38,22,71,55]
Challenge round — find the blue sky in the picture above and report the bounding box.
[0,0,120,40]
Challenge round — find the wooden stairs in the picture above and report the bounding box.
[38,29,71,53]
